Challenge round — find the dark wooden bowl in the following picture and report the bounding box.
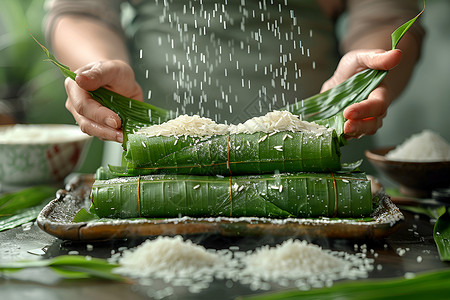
[365,147,450,198]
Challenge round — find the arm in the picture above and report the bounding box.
[46,2,143,142]
[321,0,424,139]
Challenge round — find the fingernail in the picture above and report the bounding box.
[117,133,123,143]
[105,117,119,128]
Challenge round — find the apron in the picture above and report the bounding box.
[127,0,340,124]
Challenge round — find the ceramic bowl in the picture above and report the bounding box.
[365,147,450,198]
[0,124,92,186]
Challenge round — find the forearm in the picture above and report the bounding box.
[51,15,129,70]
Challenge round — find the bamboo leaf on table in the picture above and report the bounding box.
[0,186,55,232]
[0,255,125,282]
[434,207,450,262]
[238,268,450,300]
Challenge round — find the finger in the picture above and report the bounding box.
[355,49,402,71]
[74,60,143,100]
[70,109,123,143]
[344,117,383,139]
[65,78,122,129]
[343,86,390,120]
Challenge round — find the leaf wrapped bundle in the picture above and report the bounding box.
[90,172,372,219]
[117,130,341,176]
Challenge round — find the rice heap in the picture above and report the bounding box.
[111,236,373,294]
[136,114,229,137]
[386,130,450,162]
[0,124,86,143]
[136,111,329,137]
[229,111,329,134]
[113,236,225,279]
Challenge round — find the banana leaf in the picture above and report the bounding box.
[90,172,372,219]
[113,129,341,176]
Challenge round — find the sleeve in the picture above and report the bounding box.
[44,0,126,47]
[341,0,425,53]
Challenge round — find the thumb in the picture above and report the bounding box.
[74,60,136,93]
[356,49,402,71]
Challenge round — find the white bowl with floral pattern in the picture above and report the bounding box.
[0,124,92,186]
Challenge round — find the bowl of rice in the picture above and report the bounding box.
[365,130,450,198]
[0,124,92,186]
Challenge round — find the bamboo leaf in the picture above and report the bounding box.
[0,185,54,216]
[32,35,173,147]
[284,7,423,134]
[391,5,425,50]
[0,255,124,282]
[433,207,450,261]
[72,208,99,223]
[0,186,55,232]
[90,172,372,219]
[238,268,450,300]
[118,130,341,176]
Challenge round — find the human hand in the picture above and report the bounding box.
[320,49,402,139]
[65,60,143,142]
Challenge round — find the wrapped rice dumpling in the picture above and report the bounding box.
[90,170,372,219]
[115,111,342,176]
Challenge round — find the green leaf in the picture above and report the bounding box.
[284,7,423,135]
[0,255,124,282]
[0,186,55,232]
[238,268,450,300]
[90,172,372,219]
[72,208,99,223]
[0,204,44,232]
[118,130,341,176]
[0,185,54,216]
[32,35,173,147]
[391,6,425,50]
[434,207,450,261]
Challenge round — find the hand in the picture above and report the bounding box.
[320,49,402,139]
[64,60,143,142]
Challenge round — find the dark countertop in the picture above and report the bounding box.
[1,205,448,300]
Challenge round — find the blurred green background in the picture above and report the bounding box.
[0,0,103,173]
[0,0,449,177]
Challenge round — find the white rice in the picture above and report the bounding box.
[229,111,328,134]
[136,114,229,137]
[386,130,450,162]
[136,111,328,137]
[0,124,87,144]
[113,236,225,280]
[111,236,373,294]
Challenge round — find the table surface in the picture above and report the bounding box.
[1,187,449,300]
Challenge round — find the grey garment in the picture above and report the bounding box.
[127,0,340,124]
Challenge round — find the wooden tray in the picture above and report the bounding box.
[37,174,403,241]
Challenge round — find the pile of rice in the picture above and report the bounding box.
[136,115,229,137]
[111,236,373,294]
[136,111,328,137]
[386,130,450,162]
[0,124,86,143]
[112,236,229,288]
